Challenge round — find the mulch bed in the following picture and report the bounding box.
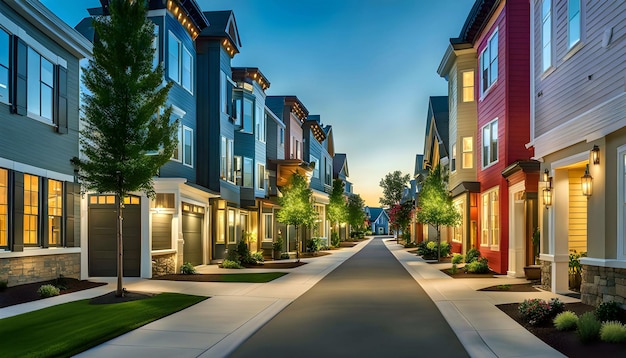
[339,242,358,247]
[0,278,107,308]
[498,302,626,357]
[441,268,497,278]
[478,282,540,292]
[425,257,452,264]
[246,261,308,269]
[90,290,154,305]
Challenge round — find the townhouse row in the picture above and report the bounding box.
[0,0,355,286]
[412,0,625,306]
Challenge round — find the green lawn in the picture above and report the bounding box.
[218,272,287,282]
[0,292,207,357]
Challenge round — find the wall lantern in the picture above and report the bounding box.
[543,169,550,183]
[581,164,593,197]
[591,145,600,165]
[543,175,552,208]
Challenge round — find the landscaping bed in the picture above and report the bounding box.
[0,278,106,308]
[478,282,540,292]
[154,272,287,283]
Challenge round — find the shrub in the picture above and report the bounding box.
[439,242,451,257]
[37,284,60,298]
[448,263,458,274]
[417,241,450,259]
[180,262,196,274]
[404,241,417,248]
[306,237,323,252]
[251,251,264,263]
[236,240,256,265]
[600,321,626,343]
[280,253,290,259]
[595,301,623,322]
[0,280,7,291]
[331,232,340,247]
[465,257,490,274]
[577,311,601,343]
[451,253,464,265]
[518,298,564,325]
[221,259,243,269]
[272,238,283,252]
[465,248,480,263]
[554,311,578,331]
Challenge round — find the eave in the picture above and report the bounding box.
[232,67,271,91]
[272,159,314,187]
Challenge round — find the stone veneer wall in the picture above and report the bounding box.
[0,254,80,287]
[581,265,626,306]
[541,260,552,290]
[152,253,176,277]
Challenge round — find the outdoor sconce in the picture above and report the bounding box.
[591,145,600,165]
[543,169,550,183]
[581,164,593,197]
[543,176,552,208]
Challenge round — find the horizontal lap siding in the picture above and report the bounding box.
[534,1,626,137]
[456,54,479,184]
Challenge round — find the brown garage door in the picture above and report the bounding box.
[183,211,203,266]
[88,195,141,277]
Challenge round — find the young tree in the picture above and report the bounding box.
[346,194,366,234]
[75,0,177,297]
[277,172,317,261]
[379,171,411,207]
[416,165,461,261]
[388,201,414,244]
[327,179,347,243]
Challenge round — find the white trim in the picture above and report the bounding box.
[171,104,186,118]
[550,151,588,170]
[617,144,626,260]
[580,257,626,270]
[481,118,499,169]
[0,157,74,182]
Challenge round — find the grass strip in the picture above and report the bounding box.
[0,292,207,357]
[155,272,288,283]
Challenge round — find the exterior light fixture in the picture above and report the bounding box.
[591,145,600,165]
[581,164,593,197]
[543,175,552,208]
[543,169,549,183]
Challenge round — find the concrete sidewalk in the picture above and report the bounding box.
[0,237,577,357]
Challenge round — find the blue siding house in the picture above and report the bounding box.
[365,207,390,235]
[0,0,91,286]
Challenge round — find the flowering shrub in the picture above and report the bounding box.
[417,240,451,259]
[518,298,564,325]
[37,284,60,298]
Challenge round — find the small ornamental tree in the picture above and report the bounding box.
[388,201,414,243]
[416,165,461,261]
[327,179,347,237]
[75,0,178,297]
[346,194,366,234]
[379,170,411,207]
[277,172,317,261]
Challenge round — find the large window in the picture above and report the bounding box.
[482,119,498,168]
[0,168,7,247]
[453,199,464,243]
[0,29,9,105]
[48,179,63,246]
[242,98,253,133]
[181,48,192,92]
[24,174,39,245]
[325,159,332,186]
[541,0,552,71]
[451,143,457,172]
[220,136,234,182]
[480,30,498,95]
[257,163,265,190]
[568,0,581,48]
[462,70,474,102]
[244,157,253,188]
[311,157,320,178]
[168,32,192,93]
[481,187,499,249]
[263,213,273,241]
[256,104,266,142]
[228,209,236,244]
[234,156,242,186]
[27,48,54,121]
[462,137,473,169]
[216,210,225,244]
[182,126,193,167]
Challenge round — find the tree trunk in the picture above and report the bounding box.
[436,224,441,263]
[295,225,300,262]
[116,193,124,297]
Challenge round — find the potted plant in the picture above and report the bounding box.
[568,250,586,290]
[524,227,542,280]
[272,237,283,260]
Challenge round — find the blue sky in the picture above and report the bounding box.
[41,0,475,206]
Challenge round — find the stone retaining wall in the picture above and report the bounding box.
[152,253,176,277]
[0,254,80,287]
[581,265,626,306]
[541,260,552,290]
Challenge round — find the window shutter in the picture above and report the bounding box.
[55,66,68,134]
[12,37,27,116]
[64,181,78,247]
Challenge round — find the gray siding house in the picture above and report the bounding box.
[0,0,91,286]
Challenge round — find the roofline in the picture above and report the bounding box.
[451,0,500,45]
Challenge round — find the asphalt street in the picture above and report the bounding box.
[229,237,469,358]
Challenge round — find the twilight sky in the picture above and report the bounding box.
[41,0,475,207]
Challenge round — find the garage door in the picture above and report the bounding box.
[183,211,203,266]
[88,195,141,277]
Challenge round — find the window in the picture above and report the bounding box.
[234,98,242,127]
[0,168,7,247]
[228,209,236,243]
[234,156,242,185]
[480,30,498,95]
[171,125,181,161]
[168,32,180,83]
[244,157,253,188]
[482,119,498,167]
[325,159,332,186]
[453,199,464,243]
[216,210,225,244]
[242,98,253,133]
[295,139,301,160]
[258,163,265,190]
[220,71,227,114]
[263,213,273,241]
[0,29,9,105]
[152,25,159,69]
[462,137,473,169]
[462,70,474,102]
[481,187,499,248]
[220,136,234,182]
[48,179,63,246]
[541,0,552,71]
[181,47,192,92]
[568,0,581,48]
[280,128,284,145]
[182,126,193,167]
[451,143,457,172]
[27,48,54,121]
[24,174,39,245]
[311,157,320,178]
[256,104,266,142]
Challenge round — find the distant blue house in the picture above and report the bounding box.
[365,206,390,235]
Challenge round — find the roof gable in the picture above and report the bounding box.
[201,11,241,57]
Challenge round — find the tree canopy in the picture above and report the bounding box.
[346,194,366,230]
[276,172,317,228]
[379,171,411,207]
[327,179,347,229]
[388,201,414,239]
